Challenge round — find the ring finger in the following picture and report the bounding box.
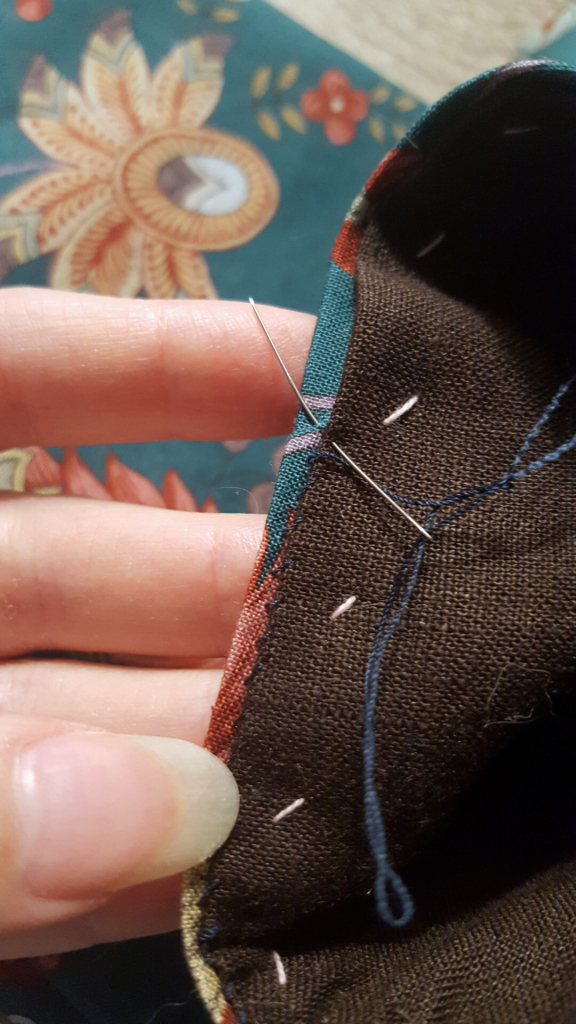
[0,660,222,744]
[0,495,263,659]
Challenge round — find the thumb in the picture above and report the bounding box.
[0,716,238,934]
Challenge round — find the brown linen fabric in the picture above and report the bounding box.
[184,65,576,1024]
[187,230,576,1021]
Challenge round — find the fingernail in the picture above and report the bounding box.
[15,733,238,900]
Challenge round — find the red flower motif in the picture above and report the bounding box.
[300,69,369,145]
[16,0,53,20]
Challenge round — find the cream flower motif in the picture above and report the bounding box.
[0,10,280,297]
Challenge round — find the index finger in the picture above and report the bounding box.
[0,289,315,447]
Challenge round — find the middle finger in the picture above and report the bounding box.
[0,660,222,744]
[0,496,263,659]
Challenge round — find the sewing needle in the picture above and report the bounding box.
[248,298,431,541]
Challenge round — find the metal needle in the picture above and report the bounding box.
[330,441,431,540]
[249,297,319,427]
[249,298,432,541]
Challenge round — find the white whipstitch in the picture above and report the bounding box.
[273,797,305,824]
[383,395,418,426]
[503,126,537,134]
[330,595,357,621]
[416,232,445,258]
[272,951,287,986]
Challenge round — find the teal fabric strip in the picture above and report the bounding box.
[301,260,356,397]
[260,260,355,579]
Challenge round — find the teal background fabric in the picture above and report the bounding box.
[534,26,576,65]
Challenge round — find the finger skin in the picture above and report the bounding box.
[0,874,182,959]
[0,497,263,658]
[0,660,222,744]
[0,717,112,931]
[0,716,237,934]
[107,654,226,669]
[0,289,314,446]
[0,660,220,952]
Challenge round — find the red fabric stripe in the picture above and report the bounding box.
[331,219,362,275]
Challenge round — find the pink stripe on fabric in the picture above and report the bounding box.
[302,395,335,411]
[284,431,321,455]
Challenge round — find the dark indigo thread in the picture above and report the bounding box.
[363,533,427,926]
[299,473,319,498]
[198,876,220,904]
[318,449,435,508]
[199,463,324,1015]
[285,516,303,534]
[319,378,576,520]
[223,983,247,1024]
[207,456,323,927]
[197,922,219,943]
[357,376,575,928]
[513,430,576,477]
[507,376,574,475]
[270,558,292,577]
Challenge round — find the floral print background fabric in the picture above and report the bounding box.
[0,0,424,521]
[2,3,576,1023]
[0,1,424,1021]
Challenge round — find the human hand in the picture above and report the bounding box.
[0,288,314,958]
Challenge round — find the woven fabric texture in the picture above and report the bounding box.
[182,62,576,1024]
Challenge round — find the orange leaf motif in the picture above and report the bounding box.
[106,451,166,506]
[163,468,199,511]
[25,446,62,489]
[200,495,220,513]
[62,448,111,500]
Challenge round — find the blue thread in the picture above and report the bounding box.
[223,982,247,1024]
[512,430,576,478]
[198,877,220,904]
[507,376,574,476]
[270,558,292,577]
[322,379,576,519]
[223,980,246,1024]
[431,482,505,530]
[363,535,427,926]
[285,516,304,533]
[299,473,319,497]
[197,922,219,943]
[360,376,575,928]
